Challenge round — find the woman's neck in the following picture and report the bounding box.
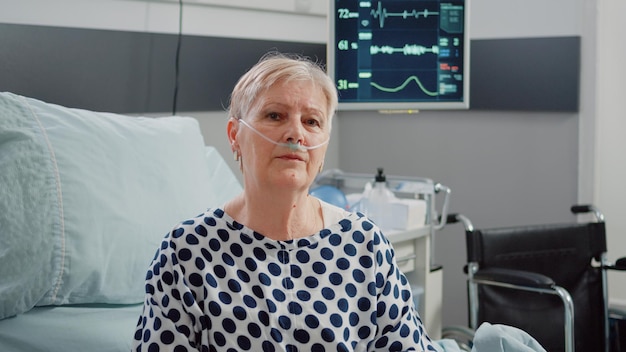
[225,191,323,241]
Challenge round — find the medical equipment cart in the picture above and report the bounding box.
[313,169,451,339]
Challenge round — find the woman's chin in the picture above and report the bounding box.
[272,169,312,189]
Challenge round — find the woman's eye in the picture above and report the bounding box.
[305,118,321,127]
[266,112,281,120]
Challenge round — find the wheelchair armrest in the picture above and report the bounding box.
[474,267,555,290]
[607,257,626,271]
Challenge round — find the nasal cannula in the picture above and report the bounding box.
[237,118,329,152]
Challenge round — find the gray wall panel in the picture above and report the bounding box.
[1,24,580,113]
[470,36,581,111]
[0,23,326,114]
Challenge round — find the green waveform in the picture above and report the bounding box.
[370,75,438,96]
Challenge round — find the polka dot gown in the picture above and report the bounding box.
[132,207,437,352]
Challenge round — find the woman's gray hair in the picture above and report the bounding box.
[228,52,338,125]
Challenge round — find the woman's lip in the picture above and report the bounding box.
[278,153,305,161]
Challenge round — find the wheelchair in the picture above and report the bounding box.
[444,205,626,352]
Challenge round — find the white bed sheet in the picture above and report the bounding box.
[0,304,549,352]
[0,304,142,352]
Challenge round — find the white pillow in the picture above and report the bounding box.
[0,92,239,319]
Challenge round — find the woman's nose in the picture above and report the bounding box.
[284,118,304,144]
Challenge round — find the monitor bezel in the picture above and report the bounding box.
[327,0,471,112]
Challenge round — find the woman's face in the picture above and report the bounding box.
[231,79,330,193]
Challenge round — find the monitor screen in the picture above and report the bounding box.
[328,0,470,111]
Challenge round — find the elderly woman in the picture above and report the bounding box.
[132,52,437,351]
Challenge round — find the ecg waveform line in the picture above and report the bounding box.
[370,1,439,28]
[370,76,438,96]
[370,44,439,56]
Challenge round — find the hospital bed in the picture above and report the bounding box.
[0,92,242,351]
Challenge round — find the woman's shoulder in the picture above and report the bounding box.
[320,201,389,239]
[177,207,227,224]
[319,199,351,226]
[168,207,237,235]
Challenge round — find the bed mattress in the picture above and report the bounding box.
[0,304,142,352]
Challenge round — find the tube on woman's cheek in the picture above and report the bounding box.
[238,119,329,152]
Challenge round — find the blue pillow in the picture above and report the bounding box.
[0,92,240,319]
[310,185,349,210]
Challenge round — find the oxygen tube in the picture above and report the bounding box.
[238,118,329,152]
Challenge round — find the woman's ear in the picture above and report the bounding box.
[227,117,239,150]
[227,118,243,171]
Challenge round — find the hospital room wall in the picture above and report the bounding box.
[1,0,624,327]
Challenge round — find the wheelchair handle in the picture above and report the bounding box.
[441,213,474,232]
[571,204,593,213]
[571,204,605,222]
[433,183,451,230]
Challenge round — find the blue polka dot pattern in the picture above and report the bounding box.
[132,208,436,351]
